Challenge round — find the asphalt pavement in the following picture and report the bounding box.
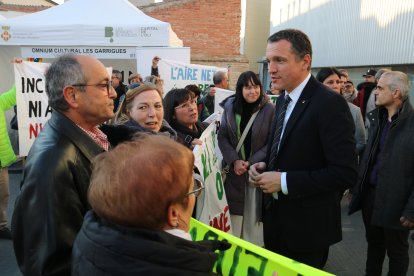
[1,164,413,276]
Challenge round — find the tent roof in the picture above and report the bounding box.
[0,0,182,46]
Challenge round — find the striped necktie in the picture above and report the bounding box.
[268,95,291,170]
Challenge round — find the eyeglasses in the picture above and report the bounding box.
[344,84,353,89]
[174,99,197,110]
[186,173,204,197]
[71,81,113,96]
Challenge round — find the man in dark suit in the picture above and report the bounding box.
[249,29,358,269]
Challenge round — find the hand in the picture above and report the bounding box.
[152,56,160,67]
[400,216,414,229]
[249,162,282,193]
[191,139,203,147]
[233,160,249,176]
[254,171,282,193]
[209,87,216,97]
[248,162,266,181]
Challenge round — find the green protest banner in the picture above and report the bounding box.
[190,218,334,276]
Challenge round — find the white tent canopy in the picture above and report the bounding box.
[0,0,182,47]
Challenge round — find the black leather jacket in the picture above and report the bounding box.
[12,111,106,276]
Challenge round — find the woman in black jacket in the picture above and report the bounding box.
[163,88,209,149]
[72,135,229,275]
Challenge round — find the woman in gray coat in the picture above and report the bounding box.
[316,67,367,155]
[218,71,274,246]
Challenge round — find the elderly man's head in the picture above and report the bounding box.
[46,55,117,129]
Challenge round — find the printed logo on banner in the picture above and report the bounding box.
[105,26,114,43]
[140,26,158,38]
[1,26,12,42]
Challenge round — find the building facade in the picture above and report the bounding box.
[268,0,414,101]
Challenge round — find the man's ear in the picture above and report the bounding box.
[392,89,402,100]
[166,204,180,229]
[63,86,79,108]
[302,54,311,71]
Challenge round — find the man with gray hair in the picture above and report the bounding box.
[12,55,117,276]
[201,70,229,114]
[365,68,391,128]
[349,71,414,276]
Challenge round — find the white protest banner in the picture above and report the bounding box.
[214,88,235,114]
[14,61,113,156]
[158,59,227,95]
[193,122,232,234]
[14,61,50,156]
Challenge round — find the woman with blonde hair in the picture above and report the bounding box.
[101,84,177,146]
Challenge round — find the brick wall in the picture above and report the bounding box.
[0,4,49,13]
[141,0,241,59]
[141,0,250,89]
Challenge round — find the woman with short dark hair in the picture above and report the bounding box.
[316,67,366,155]
[163,88,209,149]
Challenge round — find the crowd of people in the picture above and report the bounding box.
[0,28,413,276]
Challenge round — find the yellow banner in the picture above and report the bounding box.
[190,218,334,276]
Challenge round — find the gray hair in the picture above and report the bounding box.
[382,71,410,100]
[213,71,227,85]
[45,55,86,112]
[375,68,391,82]
[112,69,122,80]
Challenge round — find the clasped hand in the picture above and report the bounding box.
[233,160,249,175]
[248,162,282,193]
[400,216,414,229]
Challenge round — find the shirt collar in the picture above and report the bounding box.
[285,73,311,104]
[76,124,109,151]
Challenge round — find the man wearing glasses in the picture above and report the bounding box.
[12,54,117,276]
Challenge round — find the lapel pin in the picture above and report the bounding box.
[302,100,306,104]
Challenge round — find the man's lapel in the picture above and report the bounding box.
[278,76,318,151]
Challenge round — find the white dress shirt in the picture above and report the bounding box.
[275,73,311,197]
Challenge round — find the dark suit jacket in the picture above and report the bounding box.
[265,75,358,251]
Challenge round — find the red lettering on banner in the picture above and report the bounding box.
[29,123,43,139]
[209,205,231,232]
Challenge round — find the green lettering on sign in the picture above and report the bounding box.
[216,171,224,199]
[229,246,242,276]
[201,152,210,180]
[245,249,268,275]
